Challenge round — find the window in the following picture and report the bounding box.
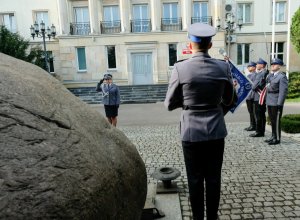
[132,4,150,32]
[107,46,116,69]
[274,1,286,22]
[35,11,49,29]
[237,44,250,65]
[271,42,284,60]
[168,44,177,66]
[74,7,89,23]
[103,5,120,26]
[163,3,179,23]
[0,13,16,32]
[76,47,87,71]
[237,3,253,24]
[193,2,208,18]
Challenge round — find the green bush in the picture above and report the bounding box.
[287,72,300,99]
[281,114,300,133]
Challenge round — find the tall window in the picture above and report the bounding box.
[103,5,120,26]
[237,44,250,65]
[237,3,253,24]
[132,4,149,32]
[168,44,177,66]
[0,13,16,32]
[35,11,49,28]
[163,3,179,23]
[107,46,116,69]
[193,2,208,18]
[272,42,284,60]
[74,7,89,23]
[274,1,286,22]
[76,47,87,71]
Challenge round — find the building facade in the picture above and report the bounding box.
[1,0,299,88]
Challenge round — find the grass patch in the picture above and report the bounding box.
[281,114,300,133]
[286,97,300,102]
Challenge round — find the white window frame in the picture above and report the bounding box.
[272,42,284,60]
[193,1,208,18]
[237,43,250,65]
[34,11,50,29]
[163,2,179,22]
[275,1,286,22]
[0,13,16,32]
[76,47,87,72]
[74,7,90,23]
[237,3,253,24]
[103,5,120,26]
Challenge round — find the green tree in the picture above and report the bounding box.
[0,25,45,70]
[291,7,300,53]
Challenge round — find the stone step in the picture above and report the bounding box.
[68,84,168,104]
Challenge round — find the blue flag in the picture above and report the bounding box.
[228,60,252,113]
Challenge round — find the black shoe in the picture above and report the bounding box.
[268,139,280,145]
[264,137,275,143]
[245,126,256,131]
[249,132,264,137]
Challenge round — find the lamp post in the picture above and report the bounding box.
[30,21,56,73]
[216,13,242,58]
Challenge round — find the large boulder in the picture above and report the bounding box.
[0,53,147,220]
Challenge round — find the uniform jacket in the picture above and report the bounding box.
[246,72,257,100]
[252,69,269,101]
[266,71,288,106]
[164,52,236,142]
[99,83,120,105]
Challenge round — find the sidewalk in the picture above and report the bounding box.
[90,103,300,219]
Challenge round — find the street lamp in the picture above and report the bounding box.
[30,21,56,73]
[216,13,242,57]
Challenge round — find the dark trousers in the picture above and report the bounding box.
[267,105,283,141]
[254,101,266,134]
[246,99,256,127]
[182,139,225,220]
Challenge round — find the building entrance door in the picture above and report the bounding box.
[132,53,153,85]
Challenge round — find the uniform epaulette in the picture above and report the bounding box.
[175,59,187,64]
[281,72,286,75]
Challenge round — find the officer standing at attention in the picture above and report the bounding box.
[265,58,288,145]
[250,58,269,137]
[244,61,257,131]
[164,23,237,220]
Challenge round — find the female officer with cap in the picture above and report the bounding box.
[164,22,237,220]
[264,58,288,145]
[97,73,120,127]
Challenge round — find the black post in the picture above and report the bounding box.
[42,31,50,73]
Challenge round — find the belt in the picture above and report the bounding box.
[183,105,218,110]
[267,91,279,94]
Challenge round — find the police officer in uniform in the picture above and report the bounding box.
[250,58,269,137]
[265,58,288,145]
[164,23,237,220]
[244,61,257,131]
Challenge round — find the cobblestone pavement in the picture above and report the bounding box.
[119,122,300,220]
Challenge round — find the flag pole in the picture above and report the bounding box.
[271,0,276,60]
[286,0,291,79]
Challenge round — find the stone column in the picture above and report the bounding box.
[150,0,161,31]
[88,0,99,34]
[120,0,130,33]
[182,0,192,30]
[57,0,69,35]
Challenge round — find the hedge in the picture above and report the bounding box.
[281,114,300,133]
[287,72,300,99]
